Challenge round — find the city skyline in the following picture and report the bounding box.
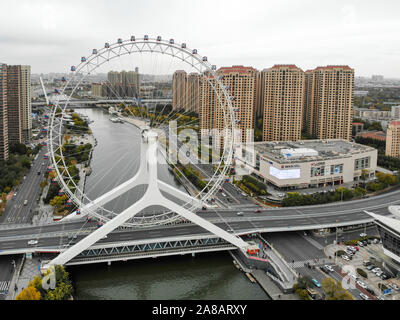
[0,0,399,77]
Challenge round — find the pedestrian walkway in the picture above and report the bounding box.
[11,257,41,300]
[290,258,331,269]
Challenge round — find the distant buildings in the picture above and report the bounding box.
[392,105,400,119]
[386,121,400,158]
[352,122,364,136]
[0,64,32,160]
[356,131,386,142]
[91,69,140,99]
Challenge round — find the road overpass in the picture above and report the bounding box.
[0,184,397,262]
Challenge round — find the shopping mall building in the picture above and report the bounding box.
[236,139,378,190]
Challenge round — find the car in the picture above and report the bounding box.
[376,271,383,277]
[380,274,388,280]
[389,283,399,291]
[351,246,359,251]
[357,281,367,289]
[359,293,370,300]
[350,274,358,282]
[363,261,371,266]
[13,192,17,197]
[312,279,321,288]
[325,265,334,272]
[360,233,367,237]
[320,266,329,274]
[23,200,28,206]
[254,209,261,213]
[236,212,244,216]
[366,264,375,270]
[27,240,38,245]
[373,239,379,244]
[366,287,375,295]
[362,240,368,246]
[42,162,44,166]
[341,255,350,261]
[221,193,227,197]
[357,241,364,247]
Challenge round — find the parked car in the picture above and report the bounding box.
[359,293,370,300]
[320,266,329,274]
[373,239,380,244]
[312,278,321,288]
[357,241,364,247]
[363,261,371,266]
[341,255,350,261]
[357,280,367,289]
[389,283,399,291]
[366,264,375,270]
[366,287,375,295]
[350,274,358,282]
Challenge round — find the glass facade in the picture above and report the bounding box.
[377,223,400,260]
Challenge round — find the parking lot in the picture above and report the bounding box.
[325,241,400,300]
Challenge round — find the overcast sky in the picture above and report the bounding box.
[0,0,399,77]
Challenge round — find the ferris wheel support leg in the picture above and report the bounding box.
[158,196,248,252]
[157,180,203,208]
[60,143,149,222]
[46,196,150,267]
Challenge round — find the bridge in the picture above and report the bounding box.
[32,98,172,107]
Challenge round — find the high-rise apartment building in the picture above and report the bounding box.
[186,73,201,114]
[304,65,354,140]
[6,65,23,144]
[106,69,140,98]
[20,66,32,142]
[262,65,305,142]
[199,66,257,145]
[386,121,400,158]
[0,63,8,161]
[172,70,187,110]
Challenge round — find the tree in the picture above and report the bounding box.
[321,278,353,300]
[16,286,41,300]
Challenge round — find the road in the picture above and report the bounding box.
[0,146,48,224]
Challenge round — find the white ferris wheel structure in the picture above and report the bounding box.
[44,36,250,267]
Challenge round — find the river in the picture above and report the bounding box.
[68,107,269,300]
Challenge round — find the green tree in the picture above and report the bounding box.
[321,278,353,300]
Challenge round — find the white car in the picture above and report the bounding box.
[359,293,370,300]
[360,233,367,237]
[27,240,38,245]
[350,274,358,282]
[236,212,244,216]
[325,265,334,272]
[389,283,399,291]
[357,281,367,289]
[341,255,350,261]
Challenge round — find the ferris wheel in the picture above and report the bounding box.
[46,36,238,230]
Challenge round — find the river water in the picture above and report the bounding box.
[68,107,269,300]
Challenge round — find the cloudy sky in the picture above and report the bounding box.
[0,0,399,77]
